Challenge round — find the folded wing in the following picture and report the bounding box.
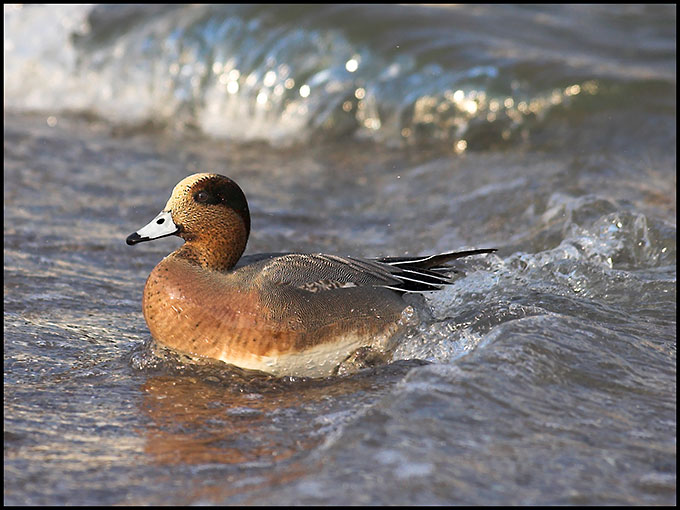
[259,249,496,294]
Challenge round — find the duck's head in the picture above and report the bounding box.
[127,173,250,270]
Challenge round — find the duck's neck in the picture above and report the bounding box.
[174,235,246,271]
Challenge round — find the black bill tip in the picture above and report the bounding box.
[126,232,145,245]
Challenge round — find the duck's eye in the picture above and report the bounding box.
[194,190,210,203]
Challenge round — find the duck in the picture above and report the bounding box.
[126,173,495,378]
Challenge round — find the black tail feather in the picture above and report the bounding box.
[376,248,497,269]
[373,248,496,293]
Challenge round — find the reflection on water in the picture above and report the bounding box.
[133,348,423,504]
[141,378,324,488]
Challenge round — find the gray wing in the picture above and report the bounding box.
[256,253,401,292]
[233,250,495,344]
[252,249,495,294]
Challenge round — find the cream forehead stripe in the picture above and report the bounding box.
[164,173,219,210]
[127,173,219,245]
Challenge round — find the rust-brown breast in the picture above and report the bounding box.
[142,256,299,361]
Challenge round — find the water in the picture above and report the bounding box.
[3,4,676,505]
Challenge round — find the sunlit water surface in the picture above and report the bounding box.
[4,4,676,505]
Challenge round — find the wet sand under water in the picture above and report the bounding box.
[3,113,676,505]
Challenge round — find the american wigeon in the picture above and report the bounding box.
[127,173,495,377]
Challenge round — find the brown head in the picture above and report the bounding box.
[126,173,250,271]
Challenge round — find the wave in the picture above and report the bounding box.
[4,4,675,147]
